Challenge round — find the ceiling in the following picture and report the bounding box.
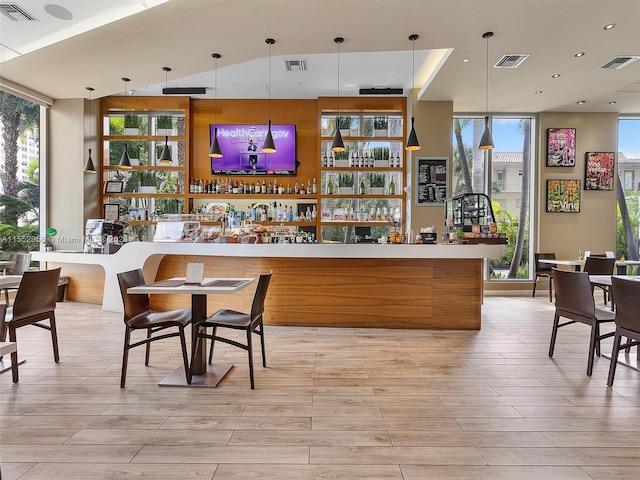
[1,0,640,114]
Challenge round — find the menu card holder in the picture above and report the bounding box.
[185,263,204,285]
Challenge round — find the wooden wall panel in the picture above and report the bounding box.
[47,262,105,304]
[152,254,483,330]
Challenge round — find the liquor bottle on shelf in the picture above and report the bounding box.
[327,175,334,195]
[395,153,401,167]
[294,180,299,194]
[312,178,317,194]
[389,175,396,195]
[261,180,267,194]
[322,152,327,168]
[359,174,366,195]
[299,181,306,195]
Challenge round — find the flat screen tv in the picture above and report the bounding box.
[210,124,297,175]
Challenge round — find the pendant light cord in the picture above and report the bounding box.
[334,37,343,123]
[483,32,493,117]
[267,39,272,122]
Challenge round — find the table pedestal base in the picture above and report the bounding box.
[159,363,233,388]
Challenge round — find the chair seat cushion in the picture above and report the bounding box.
[594,306,615,321]
[127,308,191,329]
[203,309,251,327]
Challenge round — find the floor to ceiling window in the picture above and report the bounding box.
[453,115,535,280]
[617,117,640,261]
[0,90,42,256]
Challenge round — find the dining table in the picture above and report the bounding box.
[538,258,584,271]
[588,274,640,372]
[127,276,255,387]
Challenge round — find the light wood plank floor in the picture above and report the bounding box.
[1,296,639,480]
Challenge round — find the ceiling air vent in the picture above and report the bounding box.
[0,3,37,21]
[494,54,529,69]
[284,60,307,71]
[600,56,640,70]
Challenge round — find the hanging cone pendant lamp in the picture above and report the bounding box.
[478,32,494,150]
[405,34,421,151]
[331,36,345,152]
[119,77,132,169]
[209,53,223,157]
[262,38,277,153]
[158,67,173,163]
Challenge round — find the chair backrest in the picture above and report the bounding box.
[117,269,150,321]
[552,268,595,318]
[535,252,556,274]
[611,277,640,333]
[583,255,615,275]
[12,268,61,320]
[250,272,272,321]
[6,252,31,275]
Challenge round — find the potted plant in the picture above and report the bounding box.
[156,115,174,135]
[139,171,157,194]
[124,114,140,135]
[374,116,388,137]
[370,173,386,195]
[337,172,354,194]
[334,145,350,167]
[373,146,390,167]
[338,116,352,137]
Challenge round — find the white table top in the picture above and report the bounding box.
[538,259,583,266]
[0,275,22,289]
[128,277,255,295]
[0,260,16,267]
[616,260,640,266]
[589,275,640,286]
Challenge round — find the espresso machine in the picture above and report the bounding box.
[84,219,128,254]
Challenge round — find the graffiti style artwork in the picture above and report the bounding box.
[547,128,576,167]
[584,152,615,191]
[546,179,581,213]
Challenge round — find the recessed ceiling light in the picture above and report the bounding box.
[609,101,617,105]
[577,100,586,104]
[463,58,470,63]
[552,74,561,78]
[535,91,543,95]
[44,4,73,20]
[603,23,616,30]
[574,52,585,57]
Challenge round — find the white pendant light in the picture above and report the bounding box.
[262,38,276,153]
[478,31,495,150]
[331,36,345,153]
[83,87,96,173]
[158,66,173,164]
[405,34,421,151]
[209,53,223,158]
[119,77,132,169]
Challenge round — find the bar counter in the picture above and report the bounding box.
[33,242,504,329]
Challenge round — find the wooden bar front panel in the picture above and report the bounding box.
[153,255,482,329]
[47,262,105,304]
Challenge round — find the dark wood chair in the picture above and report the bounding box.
[0,268,61,383]
[532,252,556,301]
[2,251,32,305]
[549,268,615,376]
[583,255,615,306]
[607,277,640,387]
[190,272,272,389]
[117,269,191,388]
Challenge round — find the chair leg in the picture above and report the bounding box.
[121,327,132,388]
[9,324,18,383]
[179,327,190,384]
[208,326,217,364]
[587,322,599,376]
[595,323,601,357]
[548,277,553,302]
[49,313,60,363]
[549,313,561,358]
[532,277,537,298]
[258,321,267,368]
[144,328,152,366]
[188,333,203,384]
[246,327,255,389]
[607,331,622,387]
